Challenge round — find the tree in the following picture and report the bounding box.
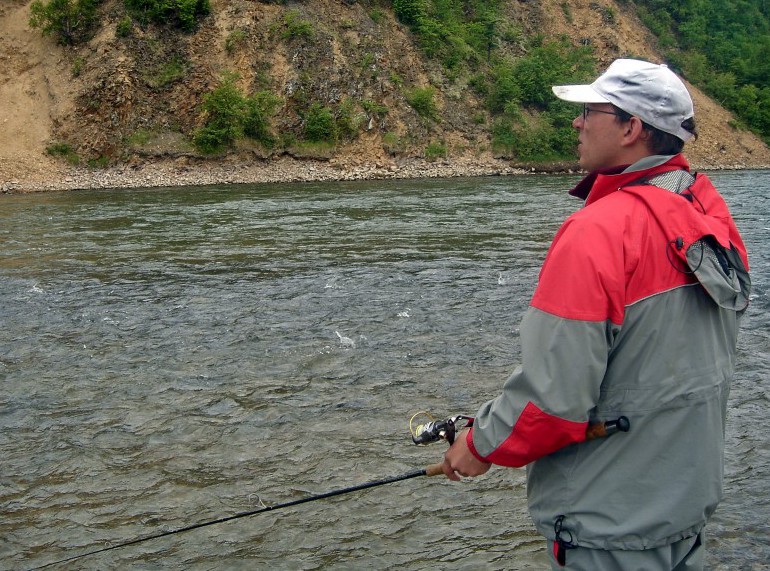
[29,0,101,44]
[634,0,770,141]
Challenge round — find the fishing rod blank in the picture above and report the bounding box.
[29,416,630,569]
[29,463,444,570]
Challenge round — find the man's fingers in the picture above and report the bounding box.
[441,460,462,481]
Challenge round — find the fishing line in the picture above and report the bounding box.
[409,410,436,440]
[28,464,443,570]
[27,414,627,570]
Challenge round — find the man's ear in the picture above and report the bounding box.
[620,116,647,147]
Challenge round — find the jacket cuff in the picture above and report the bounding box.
[465,427,487,462]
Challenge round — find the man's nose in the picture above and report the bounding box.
[573,115,583,129]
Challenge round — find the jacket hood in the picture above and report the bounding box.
[622,172,751,312]
[570,155,750,312]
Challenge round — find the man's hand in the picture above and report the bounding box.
[441,427,492,481]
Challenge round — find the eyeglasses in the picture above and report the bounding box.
[582,104,622,121]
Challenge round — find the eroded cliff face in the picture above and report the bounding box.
[2,0,769,189]
[43,0,495,165]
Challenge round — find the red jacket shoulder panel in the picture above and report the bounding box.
[532,193,633,324]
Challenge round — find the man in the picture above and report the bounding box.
[441,59,751,570]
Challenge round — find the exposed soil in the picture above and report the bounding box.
[0,0,65,187]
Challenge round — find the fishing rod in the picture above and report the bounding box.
[29,414,629,570]
[29,462,445,570]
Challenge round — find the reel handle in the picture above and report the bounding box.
[585,416,630,440]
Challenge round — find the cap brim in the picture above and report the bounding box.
[552,84,610,104]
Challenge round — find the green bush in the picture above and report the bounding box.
[124,0,210,32]
[491,119,544,160]
[362,99,388,118]
[304,103,337,143]
[116,14,132,37]
[491,111,576,162]
[382,132,404,155]
[425,140,447,160]
[733,84,770,142]
[393,0,424,28]
[481,36,595,158]
[486,62,522,115]
[193,125,233,155]
[29,0,101,45]
[71,56,85,77]
[334,98,364,141]
[146,56,188,89]
[194,77,244,153]
[369,9,386,24]
[243,91,281,147]
[225,29,247,53]
[87,156,109,168]
[406,86,439,121]
[282,9,315,40]
[46,142,80,164]
[193,74,281,154]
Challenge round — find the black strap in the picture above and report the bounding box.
[554,515,577,567]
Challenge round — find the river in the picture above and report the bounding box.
[1,171,768,570]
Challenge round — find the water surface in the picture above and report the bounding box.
[1,172,768,570]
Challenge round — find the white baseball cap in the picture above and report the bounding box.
[552,58,695,142]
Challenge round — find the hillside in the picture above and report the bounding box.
[2,0,770,193]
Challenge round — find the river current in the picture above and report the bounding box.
[1,172,768,570]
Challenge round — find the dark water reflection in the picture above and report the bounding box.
[1,172,768,570]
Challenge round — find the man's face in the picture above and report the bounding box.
[573,103,628,172]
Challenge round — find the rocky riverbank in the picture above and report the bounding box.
[4,152,769,195]
[0,155,539,194]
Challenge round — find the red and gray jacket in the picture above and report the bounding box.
[467,154,751,550]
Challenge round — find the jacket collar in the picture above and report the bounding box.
[569,154,691,205]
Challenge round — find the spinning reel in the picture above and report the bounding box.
[409,412,473,445]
